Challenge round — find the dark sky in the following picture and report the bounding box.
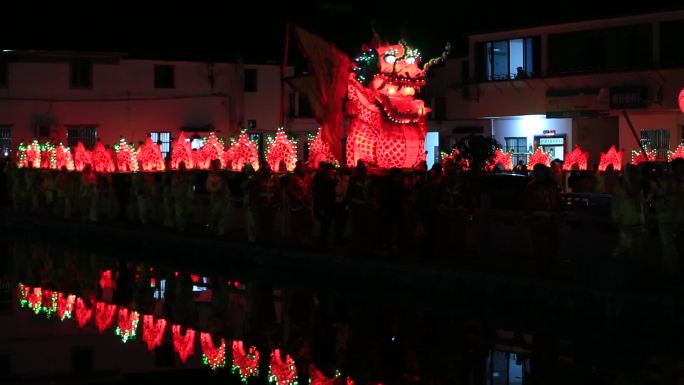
[4,1,683,64]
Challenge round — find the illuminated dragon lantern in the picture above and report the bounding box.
[346,40,450,168]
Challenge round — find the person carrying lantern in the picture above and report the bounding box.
[436,162,471,259]
[161,171,174,228]
[524,163,562,271]
[55,166,74,219]
[205,159,227,235]
[347,160,371,250]
[611,164,645,259]
[286,162,313,246]
[651,158,684,277]
[80,164,99,222]
[246,163,278,243]
[172,162,193,232]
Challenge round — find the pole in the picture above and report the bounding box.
[622,110,648,159]
[279,23,290,128]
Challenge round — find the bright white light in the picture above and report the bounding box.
[519,115,545,132]
[2,50,12,53]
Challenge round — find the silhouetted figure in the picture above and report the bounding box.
[524,164,561,271]
[313,162,337,250]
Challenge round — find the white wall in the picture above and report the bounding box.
[618,111,684,163]
[492,115,573,153]
[425,132,439,169]
[0,57,296,157]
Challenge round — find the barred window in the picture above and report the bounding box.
[505,137,527,165]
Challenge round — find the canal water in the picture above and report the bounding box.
[1,237,683,385]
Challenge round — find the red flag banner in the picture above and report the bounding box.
[291,25,351,161]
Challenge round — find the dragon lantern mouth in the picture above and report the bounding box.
[375,72,427,90]
[376,94,426,125]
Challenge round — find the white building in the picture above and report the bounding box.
[428,11,684,167]
[0,50,318,160]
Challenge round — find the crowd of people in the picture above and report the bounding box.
[1,155,683,275]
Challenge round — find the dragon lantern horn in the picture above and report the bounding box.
[423,42,452,72]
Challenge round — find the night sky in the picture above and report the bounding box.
[4,1,683,65]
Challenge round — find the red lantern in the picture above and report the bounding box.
[232,340,260,381]
[487,148,513,171]
[114,137,139,173]
[197,132,226,169]
[526,147,552,170]
[266,128,298,172]
[74,297,93,328]
[308,129,339,168]
[171,324,195,363]
[225,130,260,171]
[57,293,76,321]
[94,301,117,333]
[669,144,684,161]
[171,131,194,169]
[678,87,684,114]
[598,146,622,172]
[56,143,75,171]
[562,145,589,171]
[73,141,91,172]
[268,348,298,385]
[91,142,115,173]
[631,148,657,165]
[115,308,139,343]
[200,332,226,370]
[137,136,166,171]
[346,41,430,169]
[142,315,167,351]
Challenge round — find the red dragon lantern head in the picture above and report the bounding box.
[347,39,450,168]
[353,41,429,123]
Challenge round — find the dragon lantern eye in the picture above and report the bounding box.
[405,57,416,65]
[384,55,396,64]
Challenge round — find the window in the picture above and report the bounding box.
[244,69,257,92]
[640,129,669,160]
[549,24,652,75]
[0,61,7,88]
[0,126,10,158]
[70,61,92,89]
[66,126,97,149]
[661,20,684,68]
[249,133,264,156]
[487,350,527,385]
[153,279,166,300]
[150,131,171,157]
[154,65,175,88]
[188,134,203,150]
[484,37,539,81]
[505,137,527,166]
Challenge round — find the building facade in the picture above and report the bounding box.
[428,11,684,167]
[0,51,318,161]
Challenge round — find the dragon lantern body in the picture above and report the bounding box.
[346,42,431,169]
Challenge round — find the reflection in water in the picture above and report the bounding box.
[3,241,684,384]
